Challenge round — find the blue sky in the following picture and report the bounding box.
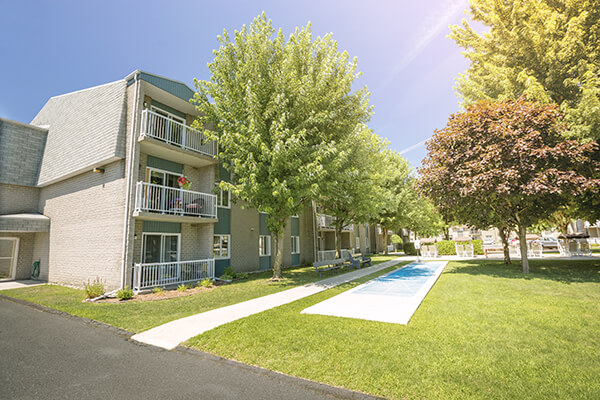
[0,0,471,169]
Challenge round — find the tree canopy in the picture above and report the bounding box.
[418,97,599,272]
[192,13,372,278]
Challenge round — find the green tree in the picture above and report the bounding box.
[450,0,600,219]
[192,14,372,279]
[318,127,385,258]
[418,98,599,273]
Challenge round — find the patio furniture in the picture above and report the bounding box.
[463,243,474,257]
[455,243,465,257]
[312,258,351,278]
[529,241,543,258]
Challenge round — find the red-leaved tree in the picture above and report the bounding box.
[418,97,599,273]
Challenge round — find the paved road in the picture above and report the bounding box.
[0,298,376,400]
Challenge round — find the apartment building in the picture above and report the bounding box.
[0,70,346,290]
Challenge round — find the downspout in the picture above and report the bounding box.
[120,71,141,289]
[312,201,318,262]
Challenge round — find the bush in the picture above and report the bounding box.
[222,266,236,279]
[198,279,212,288]
[236,272,248,280]
[84,277,105,299]
[152,286,164,294]
[177,284,188,292]
[436,240,456,256]
[403,242,416,255]
[116,285,134,300]
[472,239,484,255]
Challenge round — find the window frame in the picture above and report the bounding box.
[140,232,181,264]
[259,235,271,257]
[291,236,300,254]
[213,234,231,259]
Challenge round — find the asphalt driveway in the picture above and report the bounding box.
[0,297,377,400]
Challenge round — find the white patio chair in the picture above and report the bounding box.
[455,243,465,257]
[464,243,474,257]
[579,240,592,256]
[529,241,542,258]
[568,240,579,256]
[557,239,569,256]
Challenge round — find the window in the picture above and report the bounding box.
[291,236,300,254]
[217,188,230,208]
[259,235,271,256]
[213,235,230,259]
[141,233,180,263]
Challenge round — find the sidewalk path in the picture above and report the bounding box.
[132,258,405,350]
[0,280,45,291]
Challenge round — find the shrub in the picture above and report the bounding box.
[236,272,248,280]
[198,279,212,288]
[220,273,234,281]
[403,242,416,255]
[116,285,134,300]
[472,239,484,255]
[177,284,188,292]
[436,240,456,256]
[152,286,164,294]
[222,266,237,278]
[84,277,105,299]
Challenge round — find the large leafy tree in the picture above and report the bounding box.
[450,0,600,220]
[418,98,599,273]
[192,14,372,279]
[318,126,385,258]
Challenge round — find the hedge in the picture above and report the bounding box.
[434,240,484,256]
[403,242,417,255]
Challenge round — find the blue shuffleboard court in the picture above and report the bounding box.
[301,261,448,324]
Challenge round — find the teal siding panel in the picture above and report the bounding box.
[259,256,271,271]
[150,100,186,119]
[291,216,299,236]
[147,156,183,174]
[139,72,195,103]
[214,208,231,235]
[292,254,300,266]
[215,259,230,277]
[259,213,269,236]
[219,163,230,182]
[142,221,181,233]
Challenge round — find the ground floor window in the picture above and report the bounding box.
[0,238,18,280]
[213,235,230,258]
[291,236,300,254]
[142,233,180,263]
[259,235,271,256]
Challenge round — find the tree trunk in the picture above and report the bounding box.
[499,226,511,265]
[517,223,529,273]
[383,228,389,255]
[335,223,342,259]
[272,229,284,280]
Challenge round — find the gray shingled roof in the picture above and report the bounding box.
[32,80,127,186]
[0,117,47,187]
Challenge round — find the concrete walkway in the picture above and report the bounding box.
[132,258,405,350]
[0,279,45,291]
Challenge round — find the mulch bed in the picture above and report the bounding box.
[91,280,229,303]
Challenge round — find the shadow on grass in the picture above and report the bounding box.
[446,258,600,284]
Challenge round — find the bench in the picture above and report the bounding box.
[484,246,504,258]
[312,257,351,278]
[348,254,371,268]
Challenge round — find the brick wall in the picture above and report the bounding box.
[38,159,126,289]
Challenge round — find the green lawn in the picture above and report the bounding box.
[186,259,600,400]
[1,255,399,333]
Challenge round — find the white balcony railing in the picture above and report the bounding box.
[140,109,217,157]
[316,214,353,231]
[135,181,217,219]
[317,249,354,262]
[133,258,215,291]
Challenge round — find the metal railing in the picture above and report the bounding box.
[316,214,353,231]
[140,109,217,157]
[317,249,354,262]
[133,258,215,291]
[135,181,217,219]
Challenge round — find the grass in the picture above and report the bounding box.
[186,258,600,400]
[1,255,399,333]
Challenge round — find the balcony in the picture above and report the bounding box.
[316,214,354,232]
[134,181,217,223]
[139,109,217,168]
[133,258,215,291]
